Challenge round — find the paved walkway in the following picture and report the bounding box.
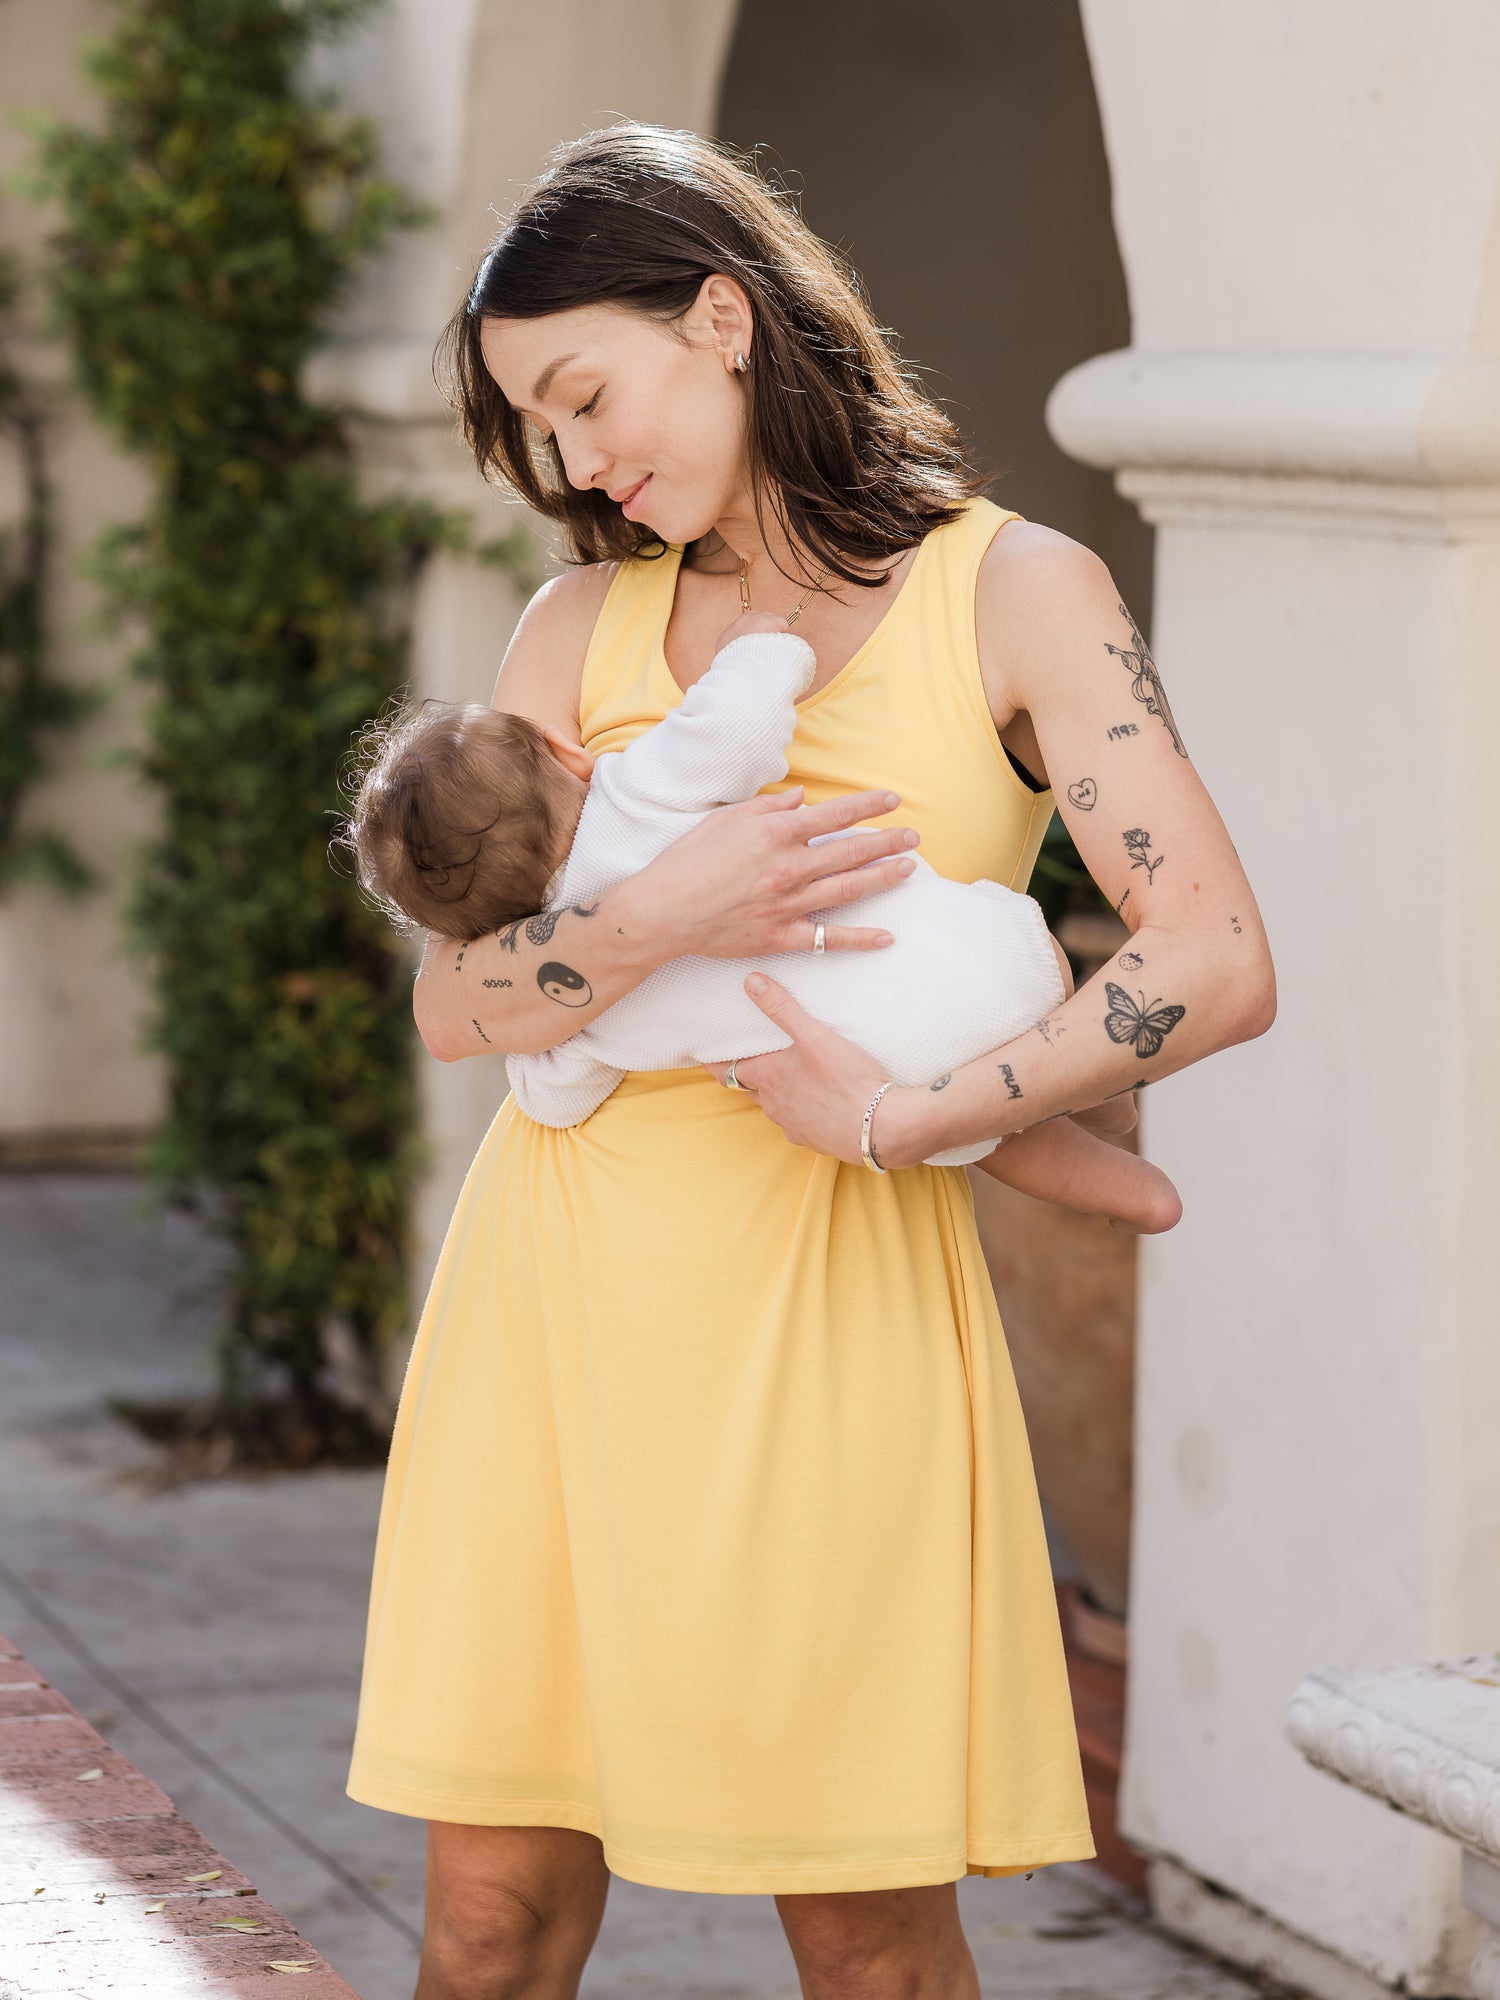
[0,1171,1290,1999]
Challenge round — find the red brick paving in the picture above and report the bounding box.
[0,1632,359,1996]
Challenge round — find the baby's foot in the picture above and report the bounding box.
[1107,1158,1183,1234]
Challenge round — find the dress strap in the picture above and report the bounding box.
[579,545,684,740]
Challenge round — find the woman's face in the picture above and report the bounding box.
[479,281,751,546]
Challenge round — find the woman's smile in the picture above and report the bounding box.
[617,473,652,518]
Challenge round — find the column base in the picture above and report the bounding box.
[1147,1859,1400,2000]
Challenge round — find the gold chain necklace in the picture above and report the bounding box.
[737,553,830,629]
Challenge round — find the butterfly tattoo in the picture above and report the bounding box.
[1103,982,1187,1060]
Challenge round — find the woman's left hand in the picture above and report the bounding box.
[701,974,892,1165]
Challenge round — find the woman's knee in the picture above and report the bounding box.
[774,1883,974,1997]
[419,1822,608,1997]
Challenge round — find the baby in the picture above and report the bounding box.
[347,612,1179,1229]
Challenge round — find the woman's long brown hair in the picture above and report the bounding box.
[436,124,989,589]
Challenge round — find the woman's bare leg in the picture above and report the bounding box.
[415,1823,609,2000]
[775,1883,980,2000]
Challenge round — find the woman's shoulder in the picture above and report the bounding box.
[977,511,1114,600]
[491,561,624,731]
[974,512,1128,715]
[522,560,624,635]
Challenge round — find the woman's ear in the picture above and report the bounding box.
[688,271,755,373]
[539,724,596,783]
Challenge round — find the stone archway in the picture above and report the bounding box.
[716,0,1151,620]
[716,0,1155,1891]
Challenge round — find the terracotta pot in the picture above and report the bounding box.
[969,1160,1136,1617]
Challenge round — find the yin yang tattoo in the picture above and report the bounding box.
[538,961,593,1007]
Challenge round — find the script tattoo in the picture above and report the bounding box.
[1122,827,1163,883]
[1114,887,1131,918]
[481,977,512,989]
[472,1019,491,1045]
[1104,603,1187,757]
[454,941,469,973]
[1103,982,1186,1060]
[999,1063,1023,1100]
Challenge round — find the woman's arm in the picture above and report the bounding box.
[879,527,1276,1162]
[415,569,926,1062]
[701,527,1276,1163]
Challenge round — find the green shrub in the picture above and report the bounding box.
[31,0,492,1457]
[0,252,99,896]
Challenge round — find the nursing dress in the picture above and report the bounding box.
[345,495,1096,1894]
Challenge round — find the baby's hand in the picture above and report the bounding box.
[715,609,791,652]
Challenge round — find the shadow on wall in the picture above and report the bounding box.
[716,0,1151,627]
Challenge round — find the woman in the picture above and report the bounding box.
[346,124,1275,1999]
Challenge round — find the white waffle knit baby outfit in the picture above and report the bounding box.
[505,631,1065,1168]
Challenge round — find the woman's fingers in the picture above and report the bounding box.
[743,972,814,1035]
[815,854,918,904]
[792,919,896,952]
[801,826,919,877]
[787,787,902,834]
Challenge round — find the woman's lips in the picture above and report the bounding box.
[620,475,651,518]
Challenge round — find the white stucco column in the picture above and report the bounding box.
[1047,6,1500,1994]
[306,0,741,1344]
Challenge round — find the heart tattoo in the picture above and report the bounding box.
[1067,778,1098,812]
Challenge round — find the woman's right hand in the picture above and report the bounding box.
[622,785,921,961]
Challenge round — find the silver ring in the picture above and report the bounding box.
[812,922,826,954]
[724,1059,744,1090]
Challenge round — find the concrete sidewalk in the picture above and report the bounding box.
[0,1171,1291,1999]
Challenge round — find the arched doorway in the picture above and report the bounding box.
[717,2,1150,1889]
[716,0,1150,618]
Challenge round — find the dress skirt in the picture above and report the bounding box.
[345,1064,1095,1894]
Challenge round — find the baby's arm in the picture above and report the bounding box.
[605,612,817,816]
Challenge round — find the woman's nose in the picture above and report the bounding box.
[555,436,611,493]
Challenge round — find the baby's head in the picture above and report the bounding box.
[343,700,593,939]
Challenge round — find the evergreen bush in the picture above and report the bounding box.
[31,0,503,1462]
[0,253,99,896]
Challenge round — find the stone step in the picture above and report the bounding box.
[0,1632,358,1996]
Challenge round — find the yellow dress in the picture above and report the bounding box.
[345,495,1096,1894]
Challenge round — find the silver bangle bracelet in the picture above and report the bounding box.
[860,1081,894,1173]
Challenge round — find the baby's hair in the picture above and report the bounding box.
[338,699,575,940]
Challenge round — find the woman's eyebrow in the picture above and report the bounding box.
[531,352,581,405]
